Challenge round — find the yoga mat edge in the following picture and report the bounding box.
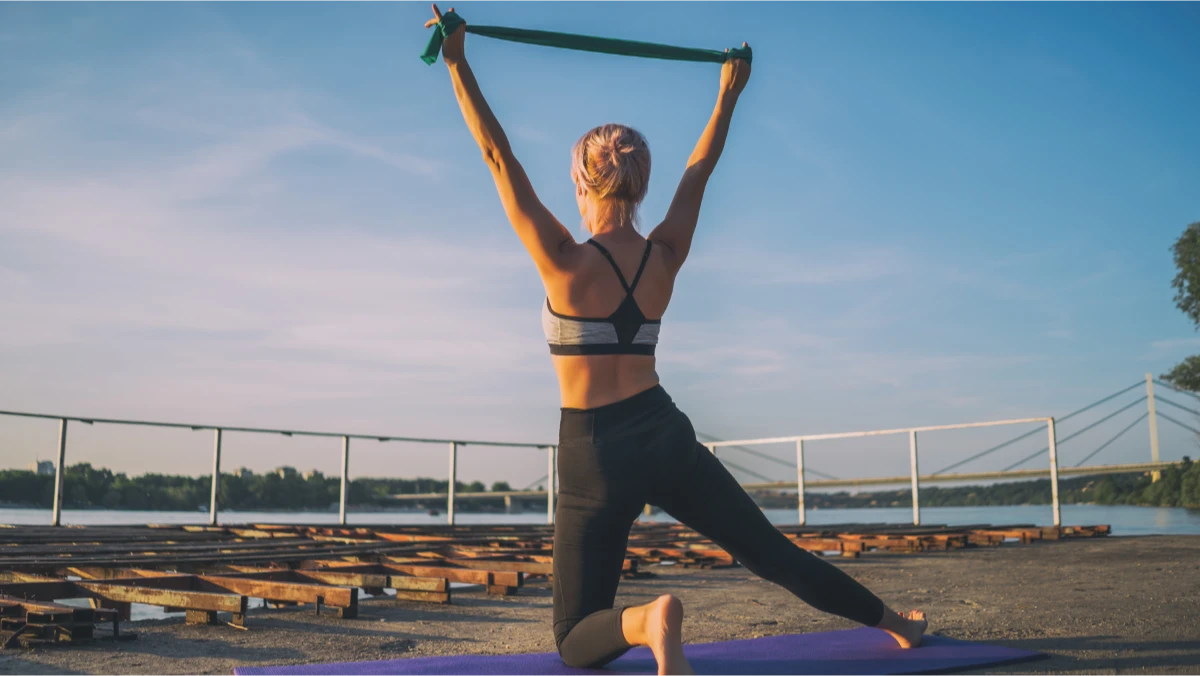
[232,627,1046,676]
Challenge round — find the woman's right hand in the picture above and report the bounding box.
[720,43,751,97]
[424,4,465,65]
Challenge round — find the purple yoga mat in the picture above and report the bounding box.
[233,627,1045,675]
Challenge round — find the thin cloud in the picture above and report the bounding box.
[687,245,908,286]
[1142,337,1200,361]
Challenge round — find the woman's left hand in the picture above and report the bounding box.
[720,42,751,97]
[424,4,465,65]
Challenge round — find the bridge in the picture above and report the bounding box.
[387,374,1191,527]
[386,460,1177,502]
[2,373,1194,528]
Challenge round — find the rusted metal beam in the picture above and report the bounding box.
[0,519,1114,644]
[0,593,134,649]
[197,576,358,619]
[77,581,248,616]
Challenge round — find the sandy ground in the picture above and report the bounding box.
[1,535,1197,675]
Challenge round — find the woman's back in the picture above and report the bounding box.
[545,233,678,409]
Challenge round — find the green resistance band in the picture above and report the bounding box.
[421,11,752,66]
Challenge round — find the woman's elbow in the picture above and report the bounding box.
[482,146,512,174]
[684,159,717,179]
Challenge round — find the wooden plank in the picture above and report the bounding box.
[197,575,356,609]
[392,590,451,604]
[0,580,79,600]
[380,563,522,588]
[441,559,553,576]
[77,582,248,615]
[209,566,450,595]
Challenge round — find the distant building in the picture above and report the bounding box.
[30,460,55,475]
[276,466,298,479]
[236,467,254,479]
[304,469,323,481]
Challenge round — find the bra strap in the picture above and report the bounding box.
[586,239,630,292]
[628,240,653,292]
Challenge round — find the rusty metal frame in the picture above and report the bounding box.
[0,521,1110,648]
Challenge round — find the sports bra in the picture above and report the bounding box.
[541,239,660,356]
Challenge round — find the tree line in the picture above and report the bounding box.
[3,459,1197,512]
[0,463,517,512]
[757,458,1200,510]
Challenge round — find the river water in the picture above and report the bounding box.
[4,503,1200,535]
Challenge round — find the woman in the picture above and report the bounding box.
[425,6,928,674]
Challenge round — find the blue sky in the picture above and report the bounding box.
[2,2,1199,492]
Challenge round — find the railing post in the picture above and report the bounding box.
[1146,373,1161,482]
[447,442,458,525]
[547,446,556,525]
[51,419,68,527]
[909,430,920,526]
[1048,418,1061,527]
[795,440,806,526]
[339,436,350,526]
[209,429,223,526]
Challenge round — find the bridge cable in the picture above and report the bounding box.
[1157,411,1200,436]
[1153,379,1200,403]
[1155,396,1200,418]
[1002,396,1147,471]
[932,381,1144,475]
[522,475,547,491]
[1072,413,1148,467]
[696,432,840,480]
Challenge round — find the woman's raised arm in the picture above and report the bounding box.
[649,47,751,272]
[429,5,574,275]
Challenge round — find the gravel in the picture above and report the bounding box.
[2,535,1197,675]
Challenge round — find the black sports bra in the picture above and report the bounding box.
[541,239,660,356]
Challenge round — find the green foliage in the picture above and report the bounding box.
[1181,457,1200,506]
[1171,222,1200,329]
[1165,222,1200,390]
[0,470,54,506]
[8,461,1199,512]
[0,464,521,512]
[1162,355,1200,392]
[755,460,1200,510]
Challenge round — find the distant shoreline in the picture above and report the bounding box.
[5,458,1198,512]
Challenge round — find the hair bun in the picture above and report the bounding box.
[571,123,651,211]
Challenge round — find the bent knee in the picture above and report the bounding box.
[553,621,573,655]
[554,617,626,669]
[556,635,601,669]
[558,649,596,670]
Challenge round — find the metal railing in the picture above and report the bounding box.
[2,373,1180,528]
[706,416,1062,527]
[0,410,557,527]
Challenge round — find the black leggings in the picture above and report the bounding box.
[551,385,887,668]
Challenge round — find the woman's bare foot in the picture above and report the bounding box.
[622,594,694,675]
[876,609,928,649]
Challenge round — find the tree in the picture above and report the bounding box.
[491,481,512,492]
[1180,457,1200,507]
[1164,222,1200,390]
[1163,355,1200,392]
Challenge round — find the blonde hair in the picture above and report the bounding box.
[571,123,651,229]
